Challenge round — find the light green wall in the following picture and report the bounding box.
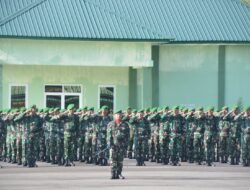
[225,45,250,107]
[0,38,152,67]
[159,45,219,108]
[2,65,129,110]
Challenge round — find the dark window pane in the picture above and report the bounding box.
[64,86,81,93]
[46,95,61,108]
[11,86,26,108]
[65,95,79,109]
[100,87,114,111]
[45,85,62,93]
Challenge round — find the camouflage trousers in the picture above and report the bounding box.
[134,138,147,165]
[16,135,22,163]
[220,135,230,163]
[204,134,215,165]
[160,137,170,164]
[229,136,241,164]
[84,136,93,163]
[57,136,64,164]
[193,133,204,164]
[27,134,39,167]
[78,135,85,161]
[186,135,194,163]
[6,135,12,161]
[110,145,124,177]
[169,134,181,165]
[50,135,57,161]
[241,135,250,166]
[64,133,74,162]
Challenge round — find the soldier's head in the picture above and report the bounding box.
[173,106,179,115]
[101,105,109,116]
[164,106,169,113]
[233,106,239,115]
[245,106,250,116]
[83,106,88,114]
[67,104,75,114]
[138,109,144,118]
[198,107,204,114]
[30,105,37,115]
[126,107,132,115]
[222,106,229,114]
[207,106,214,115]
[54,107,60,115]
[114,110,122,123]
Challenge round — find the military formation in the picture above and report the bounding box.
[1,104,250,179]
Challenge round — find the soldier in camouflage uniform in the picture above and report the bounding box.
[62,104,78,166]
[169,106,185,166]
[77,107,88,162]
[96,106,112,166]
[133,109,150,166]
[148,108,161,163]
[185,108,196,163]
[218,106,231,163]
[193,107,206,165]
[240,106,250,166]
[122,107,133,159]
[159,106,171,165]
[107,110,129,179]
[229,106,241,165]
[56,109,65,166]
[204,107,218,166]
[0,110,6,161]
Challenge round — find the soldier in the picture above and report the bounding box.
[218,106,231,163]
[84,108,94,164]
[229,106,241,165]
[107,110,129,179]
[78,106,88,162]
[241,106,250,166]
[133,109,150,166]
[122,107,133,159]
[96,105,112,166]
[61,104,78,167]
[204,107,218,166]
[57,109,65,166]
[193,107,206,165]
[159,106,171,165]
[185,108,196,163]
[0,110,6,161]
[169,106,185,166]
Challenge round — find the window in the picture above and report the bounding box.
[44,85,82,109]
[99,86,115,111]
[10,85,27,108]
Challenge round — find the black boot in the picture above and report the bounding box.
[65,159,71,167]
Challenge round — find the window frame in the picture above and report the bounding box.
[98,85,116,111]
[44,84,83,109]
[9,84,28,109]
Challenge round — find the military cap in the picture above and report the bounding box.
[157,107,162,112]
[101,105,109,110]
[60,109,66,113]
[145,107,151,112]
[198,107,204,111]
[83,106,88,110]
[164,106,169,110]
[207,106,214,111]
[127,107,132,110]
[245,106,250,111]
[0,110,2,113]
[30,104,37,109]
[20,107,27,112]
[67,104,75,110]
[114,110,122,114]
[138,109,144,113]
[89,107,94,111]
[189,108,195,112]
[151,108,157,112]
[49,108,54,113]
[44,108,49,113]
[173,105,179,110]
[132,109,137,113]
[76,108,82,112]
[54,107,60,112]
[233,105,239,110]
[39,108,44,113]
[222,106,229,110]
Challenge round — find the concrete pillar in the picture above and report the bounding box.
[152,46,159,107]
[129,67,137,108]
[218,46,226,109]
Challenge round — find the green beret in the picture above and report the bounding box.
[127,107,132,110]
[101,105,109,110]
[67,104,75,110]
[173,106,179,110]
[39,108,44,113]
[54,107,60,112]
[208,106,214,111]
[44,108,49,113]
[151,108,157,112]
[76,108,82,112]
[0,110,2,113]
[132,109,137,113]
[222,106,229,110]
[164,106,169,110]
[198,107,204,111]
[49,108,54,113]
[157,107,162,112]
[233,106,239,110]
[145,107,151,112]
[245,106,250,111]
[138,109,144,113]
[89,107,94,111]
[189,108,195,112]
[83,106,88,110]
[114,110,122,114]
[30,104,37,109]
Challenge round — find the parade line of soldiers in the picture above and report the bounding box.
[0,104,250,178]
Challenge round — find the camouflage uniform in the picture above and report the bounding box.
[185,112,196,163]
[169,112,185,165]
[204,113,218,166]
[57,116,65,165]
[96,114,112,166]
[107,119,129,179]
[160,112,171,165]
[49,116,59,164]
[241,113,250,166]
[0,115,6,161]
[133,115,150,166]
[84,114,94,164]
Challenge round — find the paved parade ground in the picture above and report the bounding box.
[0,159,250,190]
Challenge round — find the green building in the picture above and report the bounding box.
[0,0,249,111]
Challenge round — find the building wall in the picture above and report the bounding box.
[159,45,219,108]
[225,45,250,107]
[2,65,129,110]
